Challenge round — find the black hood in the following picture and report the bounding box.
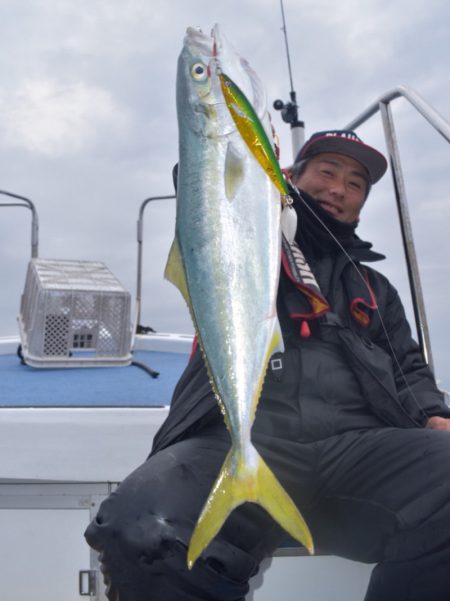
[291,186,385,263]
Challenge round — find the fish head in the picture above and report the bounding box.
[177,25,266,139]
[176,27,225,138]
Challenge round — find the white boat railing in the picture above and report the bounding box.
[135,194,176,339]
[344,85,450,372]
[0,190,39,258]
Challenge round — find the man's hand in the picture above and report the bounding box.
[426,416,450,431]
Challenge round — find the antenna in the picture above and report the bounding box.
[280,0,295,95]
[273,0,305,159]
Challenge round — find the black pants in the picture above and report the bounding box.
[85,421,450,601]
[85,341,450,600]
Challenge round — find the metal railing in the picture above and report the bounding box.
[344,85,450,371]
[0,190,39,258]
[135,195,175,336]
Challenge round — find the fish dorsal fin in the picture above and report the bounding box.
[164,236,191,306]
[224,141,245,201]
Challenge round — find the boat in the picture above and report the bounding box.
[0,86,449,601]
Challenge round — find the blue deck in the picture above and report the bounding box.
[1,350,188,407]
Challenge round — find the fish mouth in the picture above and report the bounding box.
[184,26,213,57]
[211,23,224,56]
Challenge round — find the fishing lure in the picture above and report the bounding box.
[218,69,298,242]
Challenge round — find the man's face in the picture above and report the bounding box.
[291,152,369,223]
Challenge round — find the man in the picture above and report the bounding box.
[85,130,450,601]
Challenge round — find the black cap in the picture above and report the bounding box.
[295,130,388,184]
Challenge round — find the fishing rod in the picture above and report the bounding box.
[273,0,305,160]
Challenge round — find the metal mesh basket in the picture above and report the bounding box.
[18,259,132,368]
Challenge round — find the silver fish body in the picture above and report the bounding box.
[166,24,313,568]
[176,26,281,448]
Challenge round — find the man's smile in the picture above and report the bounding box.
[317,199,343,218]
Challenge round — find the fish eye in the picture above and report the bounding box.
[191,62,208,81]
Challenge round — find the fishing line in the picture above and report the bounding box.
[291,184,430,426]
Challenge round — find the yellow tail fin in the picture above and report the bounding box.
[187,445,314,569]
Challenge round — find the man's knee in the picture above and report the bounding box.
[85,492,187,566]
[84,474,260,601]
[85,438,227,558]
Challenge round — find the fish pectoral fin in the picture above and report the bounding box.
[187,445,314,569]
[164,237,191,307]
[224,141,246,201]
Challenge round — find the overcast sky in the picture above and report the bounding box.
[0,0,449,387]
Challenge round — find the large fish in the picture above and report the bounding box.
[165,24,313,568]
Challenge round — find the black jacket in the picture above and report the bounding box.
[152,190,449,453]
